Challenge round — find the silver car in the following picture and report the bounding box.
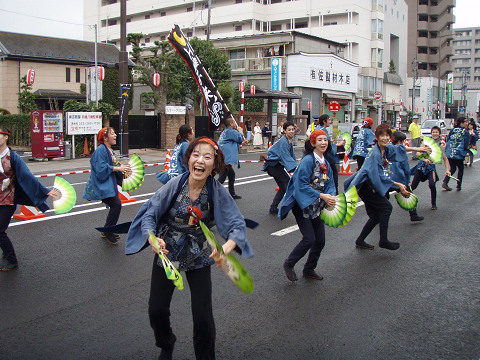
[421,119,447,137]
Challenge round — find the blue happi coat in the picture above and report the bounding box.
[445,127,469,160]
[156,140,189,184]
[217,127,244,167]
[352,127,375,159]
[262,135,297,173]
[83,144,118,200]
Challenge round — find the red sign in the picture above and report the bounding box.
[153,72,160,87]
[97,66,105,81]
[239,81,245,92]
[392,99,395,105]
[307,101,312,110]
[250,84,255,95]
[374,92,382,100]
[27,68,35,86]
[328,101,340,113]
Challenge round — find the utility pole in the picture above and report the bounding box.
[412,58,418,115]
[119,0,129,156]
[206,0,212,41]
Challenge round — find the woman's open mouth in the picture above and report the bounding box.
[193,166,205,175]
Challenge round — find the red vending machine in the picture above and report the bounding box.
[31,110,64,158]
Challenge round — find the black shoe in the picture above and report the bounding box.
[0,262,18,271]
[431,206,437,210]
[442,183,452,191]
[269,207,279,214]
[231,194,242,199]
[158,334,176,360]
[379,241,400,250]
[303,270,323,280]
[101,232,120,239]
[456,187,461,191]
[410,215,424,222]
[355,240,374,250]
[102,232,118,245]
[283,262,298,282]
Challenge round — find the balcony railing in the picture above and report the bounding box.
[229,56,286,71]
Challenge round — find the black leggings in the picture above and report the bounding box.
[0,205,17,264]
[266,163,290,209]
[102,194,122,227]
[443,158,464,189]
[411,170,437,207]
[149,260,215,360]
[218,165,236,196]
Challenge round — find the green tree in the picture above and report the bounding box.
[101,67,134,111]
[168,37,231,113]
[127,33,174,114]
[232,83,264,112]
[17,76,37,113]
[389,60,396,74]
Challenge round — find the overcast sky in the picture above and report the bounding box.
[0,0,477,39]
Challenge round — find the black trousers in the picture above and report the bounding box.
[443,158,464,189]
[356,156,366,170]
[356,184,392,244]
[0,205,17,264]
[266,163,290,209]
[411,170,437,207]
[218,165,236,196]
[285,204,326,271]
[149,259,215,360]
[102,194,122,228]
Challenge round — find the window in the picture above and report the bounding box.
[187,7,193,12]
[145,14,150,19]
[235,0,242,3]
[161,11,166,16]
[408,89,421,97]
[108,19,117,26]
[371,19,383,40]
[295,22,308,29]
[126,18,131,23]
[145,38,150,43]
[76,68,81,83]
[271,24,282,31]
[187,31,193,37]
[66,68,71,82]
[378,48,383,68]
[324,22,337,26]
[271,0,282,3]
[229,49,246,70]
[234,25,242,31]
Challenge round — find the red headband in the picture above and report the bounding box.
[97,127,108,145]
[0,132,10,136]
[310,129,327,145]
[198,137,218,150]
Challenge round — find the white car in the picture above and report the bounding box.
[420,119,447,137]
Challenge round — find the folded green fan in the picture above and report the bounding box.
[199,221,254,294]
[338,186,358,228]
[469,147,477,156]
[395,192,418,211]
[320,193,347,228]
[342,132,352,152]
[147,230,183,290]
[53,176,76,214]
[422,136,443,164]
[122,153,145,192]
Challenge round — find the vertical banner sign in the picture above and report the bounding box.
[119,84,131,155]
[447,73,453,106]
[168,24,232,131]
[271,58,281,90]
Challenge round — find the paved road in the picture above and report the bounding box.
[1,149,479,359]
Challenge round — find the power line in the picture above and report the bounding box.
[0,8,85,27]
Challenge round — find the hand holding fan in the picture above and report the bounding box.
[342,132,352,152]
[320,193,347,228]
[122,153,145,192]
[395,192,418,211]
[338,186,358,228]
[52,176,76,214]
[419,137,442,164]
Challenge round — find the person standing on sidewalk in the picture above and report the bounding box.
[245,117,253,144]
[408,115,421,160]
[262,122,272,149]
[83,127,131,244]
[217,117,244,199]
[0,127,59,271]
[262,121,297,214]
[442,117,470,191]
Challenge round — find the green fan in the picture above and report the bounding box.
[338,186,358,228]
[422,137,443,164]
[395,192,418,211]
[320,193,347,228]
[469,147,477,156]
[122,153,145,192]
[199,221,254,294]
[53,176,76,214]
[148,230,184,290]
[342,132,352,152]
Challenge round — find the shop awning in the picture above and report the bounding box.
[322,90,353,101]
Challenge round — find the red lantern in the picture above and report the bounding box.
[239,81,245,92]
[97,66,105,81]
[153,72,160,87]
[250,84,255,95]
[27,68,35,86]
[307,101,312,110]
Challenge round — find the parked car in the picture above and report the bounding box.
[420,119,448,137]
[307,122,362,147]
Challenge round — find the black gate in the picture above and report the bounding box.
[110,114,161,149]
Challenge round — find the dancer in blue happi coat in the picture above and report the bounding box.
[156,125,194,184]
[442,117,470,191]
[352,117,376,170]
[465,120,478,167]
[344,124,410,251]
[279,130,336,282]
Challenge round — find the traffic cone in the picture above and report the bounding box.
[163,150,171,171]
[82,138,90,156]
[268,141,272,149]
[404,138,410,147]
[441,135,446,147]
[338,153,353,175]
[117,185,137,204]
[13,205,46,220]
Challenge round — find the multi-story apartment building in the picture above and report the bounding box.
[405,0,455,121]
[84,0,409,125]
[451,27,480,118]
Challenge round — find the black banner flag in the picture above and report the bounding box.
[168,24,232,131]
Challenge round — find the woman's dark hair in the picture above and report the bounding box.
[468,120,477,130]
[0,126,11,145]
[183,137,226,176]
[455,116,467,128]
[318,114,330,127]
[431,126,441,135]
[391,131,406,144]
[283,121,295,130]
[304,132,332,155]
[176,125,193,145]
[374,124,392,138]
